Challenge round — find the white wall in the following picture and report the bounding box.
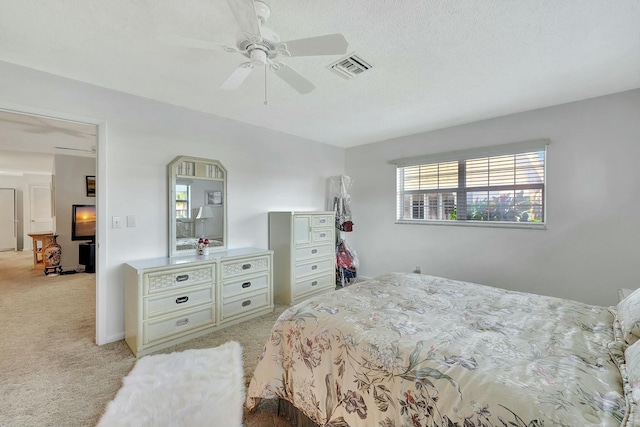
[345,89,640,306]
[54,154,96,269]
[0,151,54,251]
[0,60,344,343]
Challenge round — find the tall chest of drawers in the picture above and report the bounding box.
[269,211,336,305]
[124,247,273,357]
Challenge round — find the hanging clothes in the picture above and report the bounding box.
[330,175,354,232]
[336,239,358,286]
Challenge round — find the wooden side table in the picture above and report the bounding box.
[27,232,54,269]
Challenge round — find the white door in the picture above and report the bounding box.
[29,185,53,242]
[0,188,17,251]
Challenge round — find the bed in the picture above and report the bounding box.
[247,272,640,427]
[175,238,223,251]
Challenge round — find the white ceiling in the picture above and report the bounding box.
[0,0,638,148]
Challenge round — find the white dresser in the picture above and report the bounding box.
[124,247,273,357]
[269,211,336,305]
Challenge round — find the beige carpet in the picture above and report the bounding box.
[0,250,294,427]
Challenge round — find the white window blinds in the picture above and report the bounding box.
[393,139,549,226]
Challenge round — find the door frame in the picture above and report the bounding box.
[0,102,108,345]
[0,188,17,251]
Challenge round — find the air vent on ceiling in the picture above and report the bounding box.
[327,54,372,79]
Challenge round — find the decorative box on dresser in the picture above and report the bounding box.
[269,211,336,305]
[125,247,273,357]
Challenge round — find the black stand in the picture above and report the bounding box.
[79,243,96,273]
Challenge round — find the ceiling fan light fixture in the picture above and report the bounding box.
[249,48,267,66]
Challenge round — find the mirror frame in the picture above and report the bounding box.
[168,155,228,257]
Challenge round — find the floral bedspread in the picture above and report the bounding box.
[246,273,625,427]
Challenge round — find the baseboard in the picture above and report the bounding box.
[106,332,125,344]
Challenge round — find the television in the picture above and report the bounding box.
[72,204,96,243]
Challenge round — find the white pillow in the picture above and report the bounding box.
[617,288,640,345]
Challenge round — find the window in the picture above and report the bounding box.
[394,139,548,227]
[175,184,190,219]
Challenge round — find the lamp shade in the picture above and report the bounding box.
[196,206,215,219]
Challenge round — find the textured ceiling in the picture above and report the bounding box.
[0,0,638,148]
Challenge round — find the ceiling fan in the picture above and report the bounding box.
[54,146,97,154]
[179,0,348,95]
[221,0,349,94]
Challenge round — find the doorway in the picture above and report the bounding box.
[0,107,102,342]
[29,184,53,237]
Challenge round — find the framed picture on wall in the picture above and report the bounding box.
[86,176,96,197]
[206,190,222,205]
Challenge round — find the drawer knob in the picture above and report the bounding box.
[311,249,318,254]
[311,265,317,270]
[242,300,252,307]
[319,233,326,238]
[175,296,189,304]
[176,274,189,282]
[176,318,189,327]
[241,281,252,289]
[320,219,326,223]
[311,281,318,286]
[242,263,251,270]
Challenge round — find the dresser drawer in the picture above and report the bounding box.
[311,229,333,244]
[312,215,333,228]
[294,273,335,297]
[295,244,334,262]
[223,274,269,299]
[144,286,213,319]
[222,291,270,320]
[295,258,335,279]
[143,306,215,344]
[144,264,215,295]
[221,256,270,280]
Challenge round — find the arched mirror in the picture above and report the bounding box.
[168,156,227,257]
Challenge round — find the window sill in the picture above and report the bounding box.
[395,220,547,230]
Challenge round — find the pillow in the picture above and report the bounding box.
[617,288,640,345]
[611,307,626,344]
[609,340,627,369]
[176,221,192,238]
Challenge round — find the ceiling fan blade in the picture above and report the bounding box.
[226,0,262,39]
[157,35,221,51]
[30,117,96,137]
[25,126,93,138]
[220,63,256,90]
[55,146,96,154]
[271,63,315,94]
[277,33,349,57]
